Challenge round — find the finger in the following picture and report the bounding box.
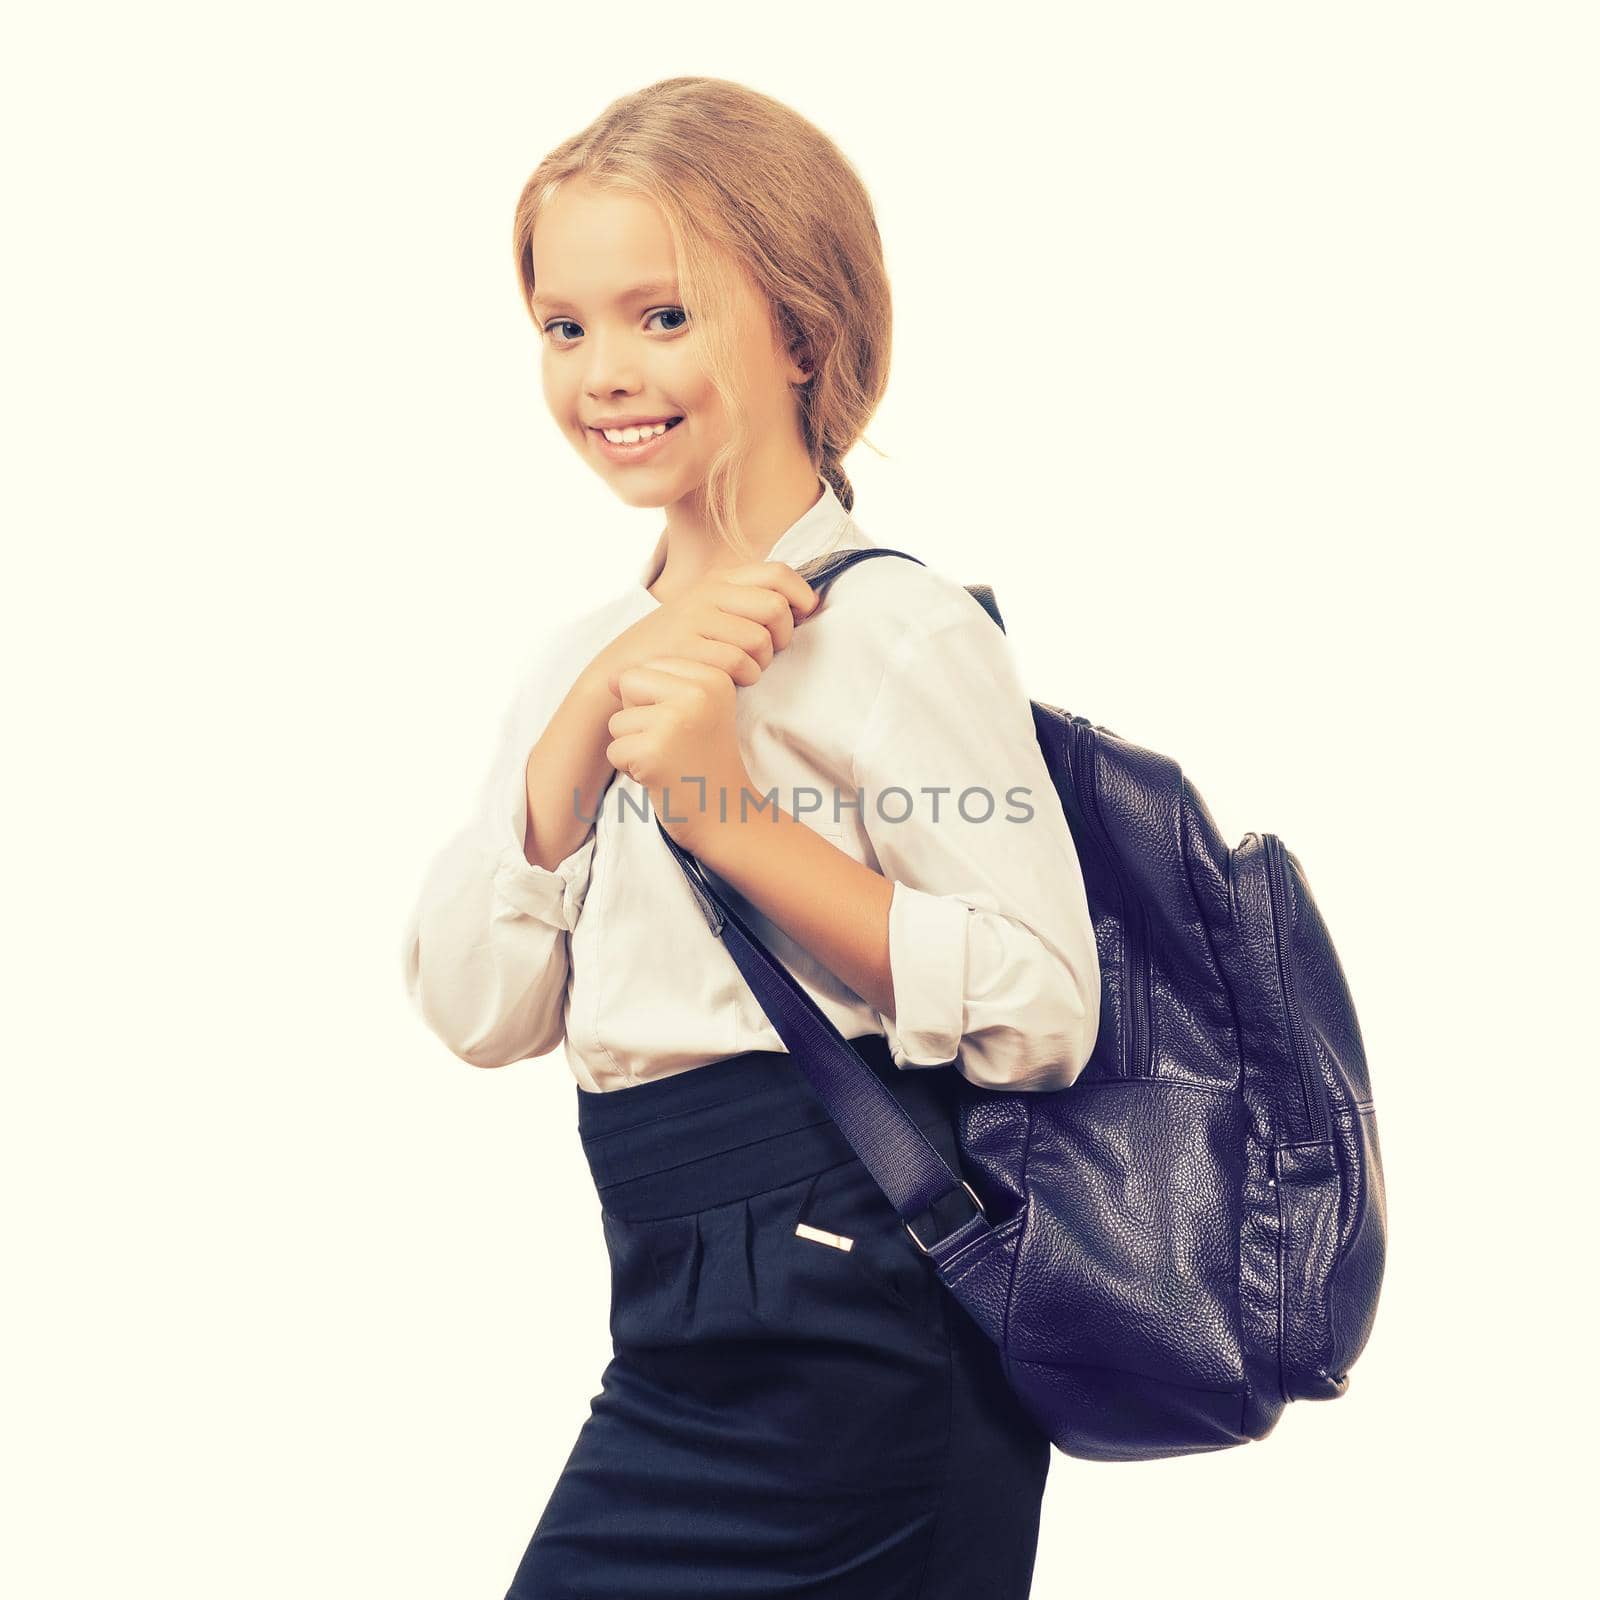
[693,598,786,666]
[606,705,653,739]
[615,658,721,707]
[638,656,726,689]
[676,637,763,689]
[604,732,644,782]
[705,582,806,659]
[720,562,819,625]
[621,644,751,691]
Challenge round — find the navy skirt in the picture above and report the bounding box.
[505,1034,1051,1599]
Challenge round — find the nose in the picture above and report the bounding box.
[581,330,642,401]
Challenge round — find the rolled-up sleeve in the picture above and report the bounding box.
[852,599,1101,1091]
[401,634,600,1068]
[488,749,597,931]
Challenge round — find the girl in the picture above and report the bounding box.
[403,76,1101,1600]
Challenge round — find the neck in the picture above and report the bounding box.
[649,455,824,603]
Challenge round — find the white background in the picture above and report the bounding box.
[5,3,1593,1595]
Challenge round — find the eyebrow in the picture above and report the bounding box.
[530,279,680,315]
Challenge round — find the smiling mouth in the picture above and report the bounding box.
[592,417,684,445]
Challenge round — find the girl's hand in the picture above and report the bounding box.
[603,657,757,856]
[586,561,819,705]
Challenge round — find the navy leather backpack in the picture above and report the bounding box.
[656,546,1388,1461]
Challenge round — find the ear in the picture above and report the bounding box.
[788,337,815,386]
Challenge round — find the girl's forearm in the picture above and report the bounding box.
[693,804,898,1019]
[522,668,620,872]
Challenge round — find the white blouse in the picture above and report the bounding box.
[402,477,1101,1095]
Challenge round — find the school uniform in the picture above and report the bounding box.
[402,476,1101,1597]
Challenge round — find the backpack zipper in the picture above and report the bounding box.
[1069,717,1149,1077]
[1262,832,1329,1141]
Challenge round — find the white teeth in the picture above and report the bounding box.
[602,420,674,444]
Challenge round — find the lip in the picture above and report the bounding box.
[590,416,683,465]
[589,413,681,430]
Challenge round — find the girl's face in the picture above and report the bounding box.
[529,180,810,514]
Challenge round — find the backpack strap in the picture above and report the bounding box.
[653,546,999,1264]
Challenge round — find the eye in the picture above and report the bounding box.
[542,318,582,347]
[646,306,690,333]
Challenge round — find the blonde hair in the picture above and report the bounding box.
[511,76,892,558]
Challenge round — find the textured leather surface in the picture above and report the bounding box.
[657,546,1388,1462]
